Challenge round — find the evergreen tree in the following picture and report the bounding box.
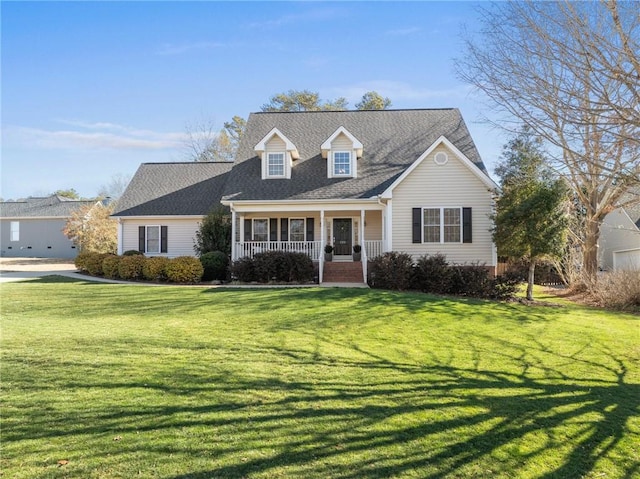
[493,129,569,300]
[194,206,232,256]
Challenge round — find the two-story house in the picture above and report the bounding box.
[113,109,499,284]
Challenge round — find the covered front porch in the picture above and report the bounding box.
[227,200,388,284]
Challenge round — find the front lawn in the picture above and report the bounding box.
[1,277,638,478]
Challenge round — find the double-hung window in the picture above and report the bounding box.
[10,221,19,242]
[146,226,161,253]
[289,219,305,242]
[267,152,285,177]
[139,225,167,254]
[253,219,269,241]
[423,208,461,243]
[333,151,351,176]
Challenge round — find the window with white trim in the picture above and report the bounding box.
[253,219,269,241]
[10,221,19,242]
[289,219,305,242]
[333,151,352,176]
[267,152,285,177]
[146,226,161,253]
[423,208,461,243]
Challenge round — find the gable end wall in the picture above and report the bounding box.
[391,145,496,265]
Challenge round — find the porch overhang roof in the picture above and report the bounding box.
[222,198,385,213]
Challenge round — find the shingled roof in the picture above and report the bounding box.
[113,162,233,216]
[222,108,489,202]
[0,195,97,218]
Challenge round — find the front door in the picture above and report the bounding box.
[333,219,352,255]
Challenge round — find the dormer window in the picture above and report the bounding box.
[333,151,352,176]
[322,127,363,179]
[267,152,285,177]
[254,128,299,180]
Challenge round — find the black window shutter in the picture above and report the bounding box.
[244,219,252,241]
[306,218,314,241]
[160,226,168,253]
[412,208,422,243]
[462,207,472,243]
[138,226,146,252]
[269,218,278,241]
[281,218,288,241]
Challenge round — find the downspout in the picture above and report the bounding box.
[117,218,123,255]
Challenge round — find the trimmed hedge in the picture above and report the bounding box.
[368,252,521,300]
[165,256,204,284]
[102,255,121,279]
[75,252,109,276]
[143,256,170,282]
[368,252,414,291]
[118,255,146,280]
[231,251,315,283]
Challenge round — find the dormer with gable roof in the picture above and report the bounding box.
[254,128,299,180]
[321,126,363,179]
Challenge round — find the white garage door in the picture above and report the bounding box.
[613,248,640,271]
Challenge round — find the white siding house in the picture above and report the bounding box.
[115,109,499,283]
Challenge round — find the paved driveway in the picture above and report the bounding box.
[0,258,77,283]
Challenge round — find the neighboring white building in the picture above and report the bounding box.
[599,200,640,271]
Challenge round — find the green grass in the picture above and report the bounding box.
[1,277,638,478]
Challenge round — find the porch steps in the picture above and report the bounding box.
[322,261,364,284]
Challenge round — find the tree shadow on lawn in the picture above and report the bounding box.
[5,334,638,478]
[170,348,639,478]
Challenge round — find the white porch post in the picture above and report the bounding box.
[385,200,393,252]
[239,214,245,260]
[320,209,325,283]
[230,206,236,261]
[361,208,366,283]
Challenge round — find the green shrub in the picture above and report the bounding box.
[166,256,204,284]
[449,264,493,297]
[123,249,144,256]
[118,255,146,280]
[230,252,315,283]
[102,255,121,279]
[76,252,109,276]
[143,256,170,282]
[253,251,288,282]
[368,252,414,291]
[413,254,453,294]
[200,251,229,281]
[284,252,315,282]
[74,252,92,273]
[230,257,256,282]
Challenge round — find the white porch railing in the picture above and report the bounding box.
[234,241,322,261]
[364,240,383,260]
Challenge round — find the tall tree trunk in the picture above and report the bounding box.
[527,259,536,301]
[583,217,601,285]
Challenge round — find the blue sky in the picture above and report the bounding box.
[1,1,506,200]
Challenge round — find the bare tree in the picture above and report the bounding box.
[456,0,640,283]
[183,119,234,162]
[98,173,131,200]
